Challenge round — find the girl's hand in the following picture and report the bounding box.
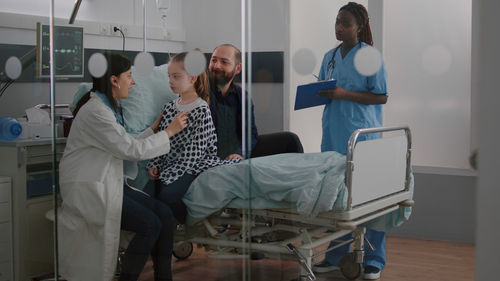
[148,168,159,180]
[165,112,188,137]
[151,113,163,133]
[317,86,348,100]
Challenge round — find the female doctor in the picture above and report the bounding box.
[57,52,187,281]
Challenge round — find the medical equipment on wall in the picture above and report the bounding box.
[157,0,169,20]
[156,0,169,39]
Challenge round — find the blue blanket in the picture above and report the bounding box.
[183,152,346,224]
[183,152,413,232]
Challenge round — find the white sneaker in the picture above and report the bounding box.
[312,260,340,273]
[363,266,381,280]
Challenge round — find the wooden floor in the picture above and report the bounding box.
[138,236,474,281]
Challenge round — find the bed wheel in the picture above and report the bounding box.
[173,241,193,260]
[339,253,362,280]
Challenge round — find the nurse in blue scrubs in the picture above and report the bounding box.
[312,2,388,280]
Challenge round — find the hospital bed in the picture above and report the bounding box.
[173,125,414,281]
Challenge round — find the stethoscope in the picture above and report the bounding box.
[95,90,124,126]
[326,42,362,78]
[113,81,125,126]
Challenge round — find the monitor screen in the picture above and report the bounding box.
[36,23,84,78]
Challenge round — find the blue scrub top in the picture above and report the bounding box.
[318,42,388,155]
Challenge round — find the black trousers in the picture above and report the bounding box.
[120,186,174,281]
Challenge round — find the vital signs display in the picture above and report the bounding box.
[36,23,84,78]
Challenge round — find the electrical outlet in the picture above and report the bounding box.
[99,24,110,35]
[111,24,128,37]
[119,25,128,37]
[111,25,119,36]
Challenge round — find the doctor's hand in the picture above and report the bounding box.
[151,113,163,133]
[148,168,159,180]
[226,154,244,160]
[317,86,347,100]
[165,112,188,137]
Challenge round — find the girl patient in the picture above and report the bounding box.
[147,51,239,223]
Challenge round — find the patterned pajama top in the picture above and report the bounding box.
[147,97,240,185]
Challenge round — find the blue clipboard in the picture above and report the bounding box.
[294,79,336,110]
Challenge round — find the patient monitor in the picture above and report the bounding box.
[36,23,84,78]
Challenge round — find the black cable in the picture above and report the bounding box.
[114,26,126,52]
[0,48,37,100]
[0,83,5,99]
[0,79,14,100]
[0,81,9,93]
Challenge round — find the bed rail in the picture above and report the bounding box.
[345,125,412,211]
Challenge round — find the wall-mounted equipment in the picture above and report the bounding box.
[36,23,84,78]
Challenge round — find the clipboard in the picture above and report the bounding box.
[294,79,336,110]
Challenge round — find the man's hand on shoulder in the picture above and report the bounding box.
[226,154,244,160]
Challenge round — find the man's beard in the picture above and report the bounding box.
[210,69,236,88]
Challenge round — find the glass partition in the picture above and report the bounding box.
[244,0,470,280]
[0,1,61,280]
[0,0,472,280]
[50,0,256,280]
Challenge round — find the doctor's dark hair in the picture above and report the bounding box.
[73,52,131,117]
[170,51,210,104]
[340,2,373,46]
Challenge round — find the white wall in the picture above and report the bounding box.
[383,0,471,170]
[182,0,287,53]
[288,0,472,171]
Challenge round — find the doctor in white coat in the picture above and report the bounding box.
[58,52,187,281]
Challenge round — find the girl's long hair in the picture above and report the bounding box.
[340,2,373,46]
[73,52,131,116]
[170,51,210,104]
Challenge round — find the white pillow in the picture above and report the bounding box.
[124,64,177,135]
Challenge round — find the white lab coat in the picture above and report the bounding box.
[57,93,171,281]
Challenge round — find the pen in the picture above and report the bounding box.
[312,73,320,80]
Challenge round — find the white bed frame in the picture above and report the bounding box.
[173,126,413,280]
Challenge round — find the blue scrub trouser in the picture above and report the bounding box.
[120,186,174,281]
[325,229,386,270]
[154,173,197,224]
